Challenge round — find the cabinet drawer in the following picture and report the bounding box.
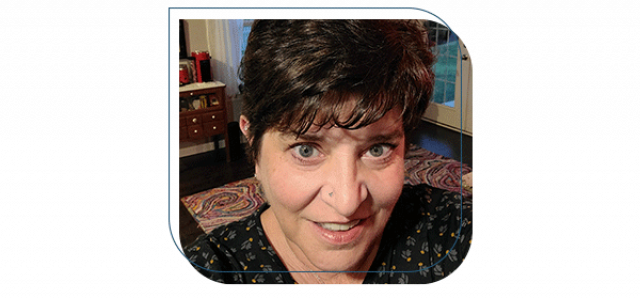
[202,110,225,123]
[180,87,222,98]
[203,121,226,137]
[187,124,204,139]
[179,126,188,140]
[185,115,202,125]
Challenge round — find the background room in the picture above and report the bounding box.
[178,19,474,248]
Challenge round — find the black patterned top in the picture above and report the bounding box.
[184,184,472,284]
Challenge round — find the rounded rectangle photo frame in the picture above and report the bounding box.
[168,10,473,284]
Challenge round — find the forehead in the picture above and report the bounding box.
[280,108,404,143]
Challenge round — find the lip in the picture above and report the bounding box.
[311,218,368,246]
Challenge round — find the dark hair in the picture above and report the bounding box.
[240,20,435,164]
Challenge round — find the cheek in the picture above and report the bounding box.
[368,163,405,208]
[259,155,319,211]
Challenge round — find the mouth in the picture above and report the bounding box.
[316,220,362,231]
[312,219,367,245]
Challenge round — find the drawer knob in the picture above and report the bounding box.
[194,129,198,133]
[211,115,216,119]
[190,92,194,96]
[192,118,197,123]
[213,126,217,130]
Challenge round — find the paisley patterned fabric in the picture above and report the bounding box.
[403,144,472,197]
[181,144,471,234]
[182,178,265,233]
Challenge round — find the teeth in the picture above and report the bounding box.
[318,220,361,231]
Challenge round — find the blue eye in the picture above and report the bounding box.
[295,144,316,158]
[365,143,397,159]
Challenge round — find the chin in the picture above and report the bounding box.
[308,238,380,272]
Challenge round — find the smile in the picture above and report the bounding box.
[317,220,361,231]
[312,219,367,246]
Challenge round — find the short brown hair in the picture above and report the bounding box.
[240,20,435,164]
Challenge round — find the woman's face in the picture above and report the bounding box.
[252,108,406,272]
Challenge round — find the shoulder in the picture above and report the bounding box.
[366,184,472,284]
[396,184,472,248]
[184,205,293,284]
[183,215,254,283]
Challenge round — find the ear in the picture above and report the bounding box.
[240,115,261,180]
[239,115,252,144]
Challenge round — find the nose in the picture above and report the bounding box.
[323,154,368,217]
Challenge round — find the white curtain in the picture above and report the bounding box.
[206,19,243,99]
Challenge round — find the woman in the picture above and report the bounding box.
[185,20,472,284]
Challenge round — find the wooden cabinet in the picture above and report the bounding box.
[179,82,230,161]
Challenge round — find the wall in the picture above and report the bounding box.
[184,20,208,54]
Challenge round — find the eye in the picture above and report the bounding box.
[364,143,396,159]
[293,144,319,158]
[368,144,386,157]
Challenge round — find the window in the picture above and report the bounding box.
[240,19,253,58]
[426,21,459,108]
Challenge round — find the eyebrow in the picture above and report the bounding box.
[282,126,404,144]
[280,131,324,143]
[368,128,405,143]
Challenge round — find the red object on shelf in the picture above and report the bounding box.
[191,51,210,83]
[179,66,190,85]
